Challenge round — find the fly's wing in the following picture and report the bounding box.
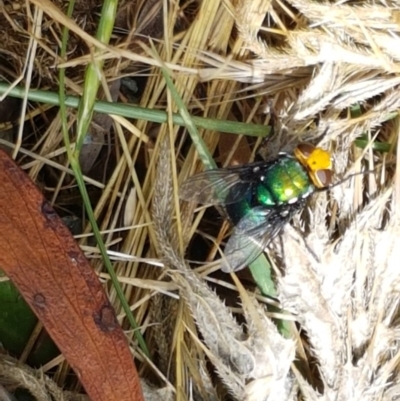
[180,161,274,205]
[221,201,305,272]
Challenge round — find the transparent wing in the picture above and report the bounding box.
[221,202,305,272]
[180,162,271,205]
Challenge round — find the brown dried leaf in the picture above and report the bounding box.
[0,149,144,401]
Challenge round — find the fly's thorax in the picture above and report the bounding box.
[255,157,314,206]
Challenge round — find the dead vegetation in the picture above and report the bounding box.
[1,0,400,400]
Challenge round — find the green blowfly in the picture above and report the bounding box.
[180,143,334,273]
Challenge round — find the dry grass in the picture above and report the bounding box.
[1,0,400,400]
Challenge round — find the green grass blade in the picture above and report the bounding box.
[157,54,279,317]
[0,82,269,137]
[58,0,149,356]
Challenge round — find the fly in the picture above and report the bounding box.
[180,143,333,272]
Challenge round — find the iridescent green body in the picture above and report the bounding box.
[255,157,313,205]
[180,144,333,272]
[226,155,314,224]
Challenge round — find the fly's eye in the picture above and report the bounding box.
[312,169,333,188]
[296,143,315,158]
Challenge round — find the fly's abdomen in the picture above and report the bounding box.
[256,158,313,206]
